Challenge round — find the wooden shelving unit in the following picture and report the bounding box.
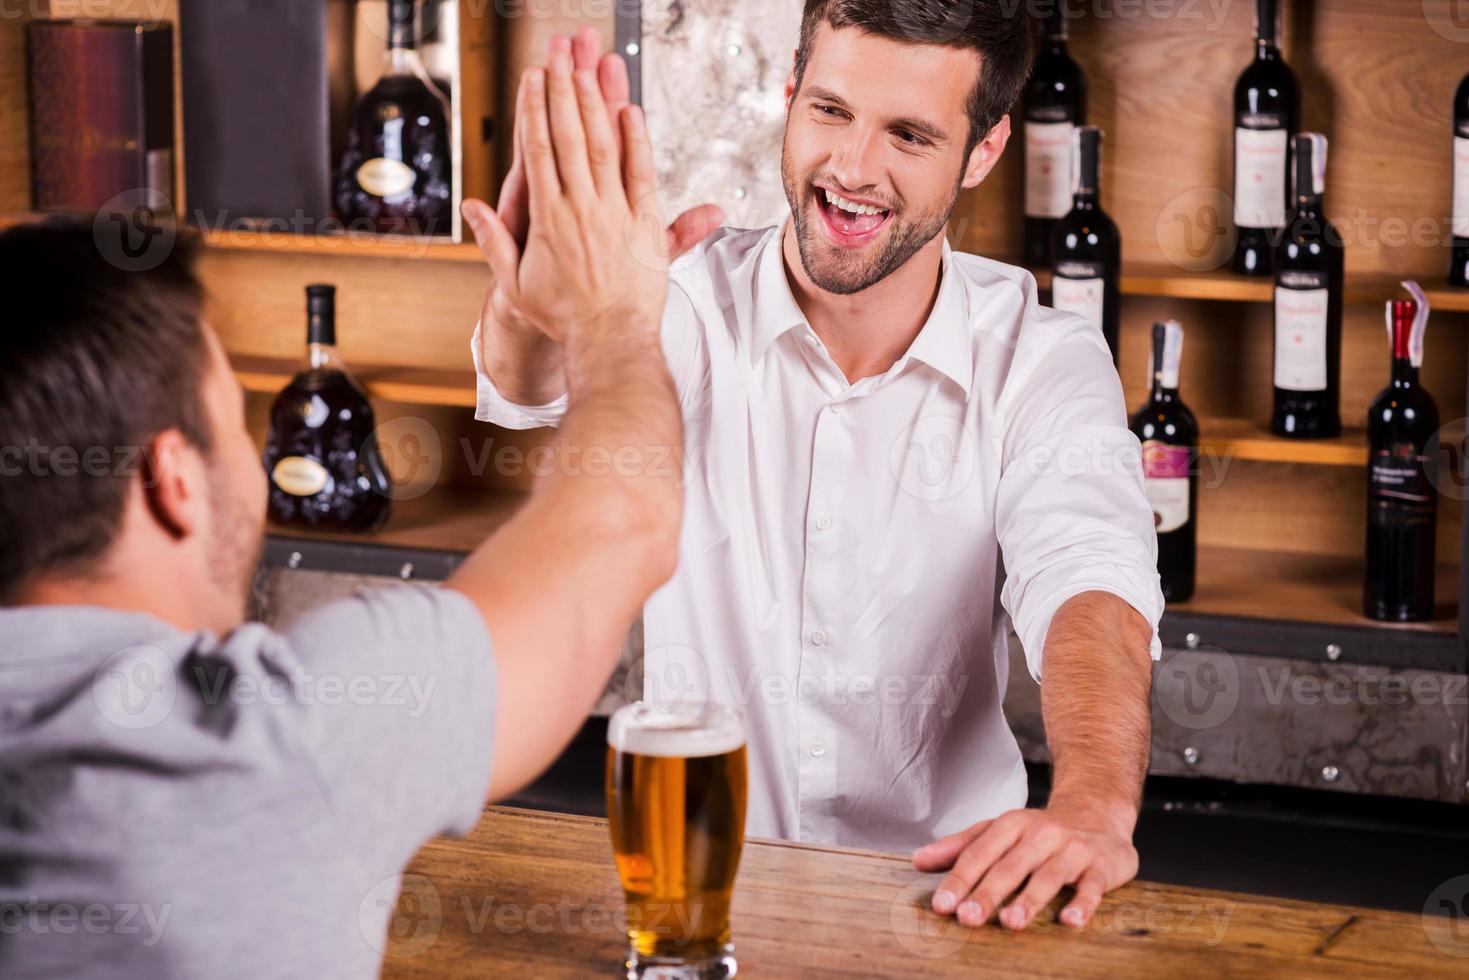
[268,485,526,557]
[232,354,478,409]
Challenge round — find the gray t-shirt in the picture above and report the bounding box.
[0,584,498,979]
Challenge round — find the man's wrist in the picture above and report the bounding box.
[1046,788,1139,839]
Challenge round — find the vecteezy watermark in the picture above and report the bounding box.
[372,416,444,502]
[93,188,176,273]
[1423,875,1469,957]
[891,415,980,502]
[0,899,173,947]
[1156,186,1237,272]
[1154,646,1241,731]
[1426,420,1469,501]
[92,644,178,732]
[1010,0,1232,31]
[724,665,971,719]
[361,874,443,959]
[1257,666,1468,709]
[3,0,170,24]
[1423,0,1469,43]
[189,663,440,719]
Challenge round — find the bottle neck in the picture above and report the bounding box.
[1255,0,1278,49]
[308,342,342,372]
[1390,357,1418,387]
[1151,379,1179,402]
[383,46,425,77]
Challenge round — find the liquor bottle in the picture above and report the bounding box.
[335,0,452,236]
[1271,133,1343,438]
[1364,282,1439,622]
[1130,320,1198,603]
[1450,71,1469,287]
[1231,0,1299,276]
[264,285,392,533]
[1021,6,1086,267]
[1049,126,1120,362]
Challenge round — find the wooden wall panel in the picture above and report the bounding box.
[0,14,33,212]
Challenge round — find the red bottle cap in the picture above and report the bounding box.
[1390,299,1416,361]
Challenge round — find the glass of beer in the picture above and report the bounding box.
[606,701,748,979]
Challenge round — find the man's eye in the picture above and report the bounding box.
[895,130,926,146]
[815,105,844,118]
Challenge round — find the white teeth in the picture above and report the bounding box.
[823,188,886,216]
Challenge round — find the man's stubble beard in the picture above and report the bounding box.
[780,138,963,296]
[207,464,265,624]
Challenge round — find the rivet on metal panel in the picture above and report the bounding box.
[1184,633,1201,650]
[1183,746,1200,766]
[287,551,303,570]
[1321,765,1340,782]
[624,41,640,57]
[1325,643,1343,661]
[400,563,415,581]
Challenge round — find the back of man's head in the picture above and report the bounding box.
[0,218,213,602]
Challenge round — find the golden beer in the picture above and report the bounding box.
[606,702,748,979]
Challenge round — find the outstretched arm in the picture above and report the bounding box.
[445,55,683,802]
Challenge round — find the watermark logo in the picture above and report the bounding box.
[890,876,971,959]
[1154,647,1239,731]
[373,415,444,501]
[1423,875,1469,956]
[1426,421,1469,501]
[93,188,176,273]
[1424,0,1469,42]
[361,874,442,959]
[92,644,177,731]
[890,415,978,502]
[1155,186,1235,272]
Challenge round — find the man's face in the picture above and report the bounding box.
[198,326,268,620]
[781,23,982,295]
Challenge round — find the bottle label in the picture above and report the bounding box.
[1142,441,1191,534]
[272,456,331,497]
[1369,446,1434,508]
[357,157,417,199]
[1051,270,1105,331]
[1233,126,1288,229]
[1454,134,1469,239]
[1025,121,1074,219]
[1273,283,1329,392]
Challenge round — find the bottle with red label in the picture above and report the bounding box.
[1364,282,1439,622]
[1130,320,1198,602]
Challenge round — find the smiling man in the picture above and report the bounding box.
[465,3,1162,933]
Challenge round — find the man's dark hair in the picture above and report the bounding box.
[793,0,1034,156]
[0,217,212,601]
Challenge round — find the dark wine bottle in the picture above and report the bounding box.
[1130,320,1198,603]
[1049,126,1120,362]
[1231,0,1299,276]
[1022,7,1086,267]
[335,0,452,236]
[1364,282,1439,622]
[1272,133,1343,439]
[1450,71,1469,287]
[264,285,392,533]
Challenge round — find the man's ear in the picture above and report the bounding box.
[784,66,797,108]
[139,429,206,541]
[960,113,1012,190]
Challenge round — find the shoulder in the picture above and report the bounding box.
[668,224,777,304]
[947,249,1112,391]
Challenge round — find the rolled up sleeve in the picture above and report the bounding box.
[470,320,569,429]
[996,326,1164,682]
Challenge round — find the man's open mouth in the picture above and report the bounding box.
[813,185,893,247]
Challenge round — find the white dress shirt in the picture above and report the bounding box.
[472,222,1163,853]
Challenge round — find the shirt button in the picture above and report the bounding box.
[828,403,843,416]
[814,514,832,531]
[809,741,826,758]
[811,629,828,646]
[805,334,820,347]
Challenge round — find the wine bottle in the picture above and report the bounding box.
[1021,7,1086,267]
[1231,0,1299,276]
[335,0,452,236]
[1450,71,1469,287]
[1130,320,1198,603]
[264,285,392,533]
[1272,133,1343,438]
[1049,126,1120,362]
[1364,282,1439,622]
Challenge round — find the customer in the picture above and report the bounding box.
[0,63,670,977]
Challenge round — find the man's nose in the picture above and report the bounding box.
[827,126,884,198]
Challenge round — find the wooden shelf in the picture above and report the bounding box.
[1199,417,1366,467]
[0,212,485,263]
[268,484,527,556]
[1033,263,1469,312]
[233,354,477,408]
[1171,545,1460,635]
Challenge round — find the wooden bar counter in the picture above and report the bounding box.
[377,807,1463,978]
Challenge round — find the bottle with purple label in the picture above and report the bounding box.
[1130,320,1198,602]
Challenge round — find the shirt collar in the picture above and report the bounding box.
[747,223,973,396]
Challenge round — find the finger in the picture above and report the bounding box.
[546,49,595,200]
[913,820,991,873]
[930,818,1019,917]
[621,104,658,219]
[963,836,1059,929]
[1061,869,1107,929]
[1002,843,1090,931]
[573,69,619,195]
[520,69,559,216]
[572,24,601,72]
[461,199,520,288]
[599,52,631,154]
[665,204,726,258]
[546,32,570,62]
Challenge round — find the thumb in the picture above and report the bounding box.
[461,199,520,289]
[664,204,725,259]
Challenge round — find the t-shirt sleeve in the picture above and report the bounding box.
[995,322,1165,682]
[278,584,499,855]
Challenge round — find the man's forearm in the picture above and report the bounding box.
[481,312,568,405]
[1039,591,1154,835]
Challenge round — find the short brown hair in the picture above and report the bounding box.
[0,217,212,600]
[793,0,1034,155]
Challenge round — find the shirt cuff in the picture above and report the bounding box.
[1012,570,1164,683]
[470,319,568,429]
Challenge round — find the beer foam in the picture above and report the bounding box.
[608,702,745,758]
